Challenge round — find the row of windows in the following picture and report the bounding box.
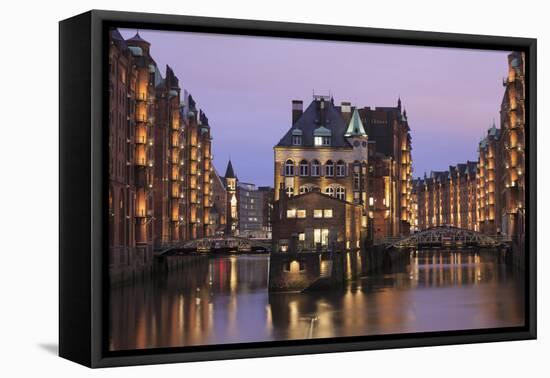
[291,136,332,146]
[284,159,347,177]
[285,186,346,200]
[286,209,333,219]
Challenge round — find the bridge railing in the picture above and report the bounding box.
[374,230,512,248]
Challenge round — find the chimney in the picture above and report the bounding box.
[319,98,325,126]
[341,101,352,124]
[292,100,303,125]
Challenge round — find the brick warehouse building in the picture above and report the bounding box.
[108,29,213,283]
[478,124,503,234]
[272,187,363,251]
[272,95,412,249]
[410,52,526,240]
[412,161,477,232]
[500,52,526,240]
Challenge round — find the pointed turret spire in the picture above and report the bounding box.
[345,109,367,137]
[397,96,402,110]
[224,159,236,179]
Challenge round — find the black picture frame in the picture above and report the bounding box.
[59,9,537,368]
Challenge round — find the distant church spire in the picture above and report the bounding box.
[225,159,236,179]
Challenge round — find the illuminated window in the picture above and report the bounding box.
[324,209,333,218]
[314,209,323,218]
[299,233,305,241]
[314,229,329,245]
[369,197,374,206]
[325,187,335,197]
[297,210,307,218]
[336,187,346,200]
[285,186,294,197]
[286,209,296,218]
[314,136,330,146]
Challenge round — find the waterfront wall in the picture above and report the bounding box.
[268,252,346,292]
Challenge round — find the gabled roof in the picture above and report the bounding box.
[345,109,367,137]
[276,99,351,148]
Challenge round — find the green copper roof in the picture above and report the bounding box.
[313,126,332,137]
[344,109,367,137]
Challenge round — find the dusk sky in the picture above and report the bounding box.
[120,28,510,187]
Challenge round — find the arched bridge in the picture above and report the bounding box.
[159,236,271,255]
[388,226,511,249]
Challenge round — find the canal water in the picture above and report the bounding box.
[109,250,525,351]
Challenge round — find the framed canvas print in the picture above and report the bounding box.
[59,10,537,368]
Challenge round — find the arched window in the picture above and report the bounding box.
[336,160,346,177]
[299,160,309,176]
[336,186,346,200]
[311,160,320,176]
[285,186,294,197]
[325,186,335,197]
[299,185,311,194]
[285,159,294,176]
[325,160,334,177]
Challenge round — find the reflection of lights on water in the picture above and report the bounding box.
[265,305,273,331]
[230,256,238,292]
[289,301,298,326]
[346,253,352,280]
[179,294,185,325]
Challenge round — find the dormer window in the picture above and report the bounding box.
[313,126,332,147]
[291,129,303,146]
[314,136,331,146]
